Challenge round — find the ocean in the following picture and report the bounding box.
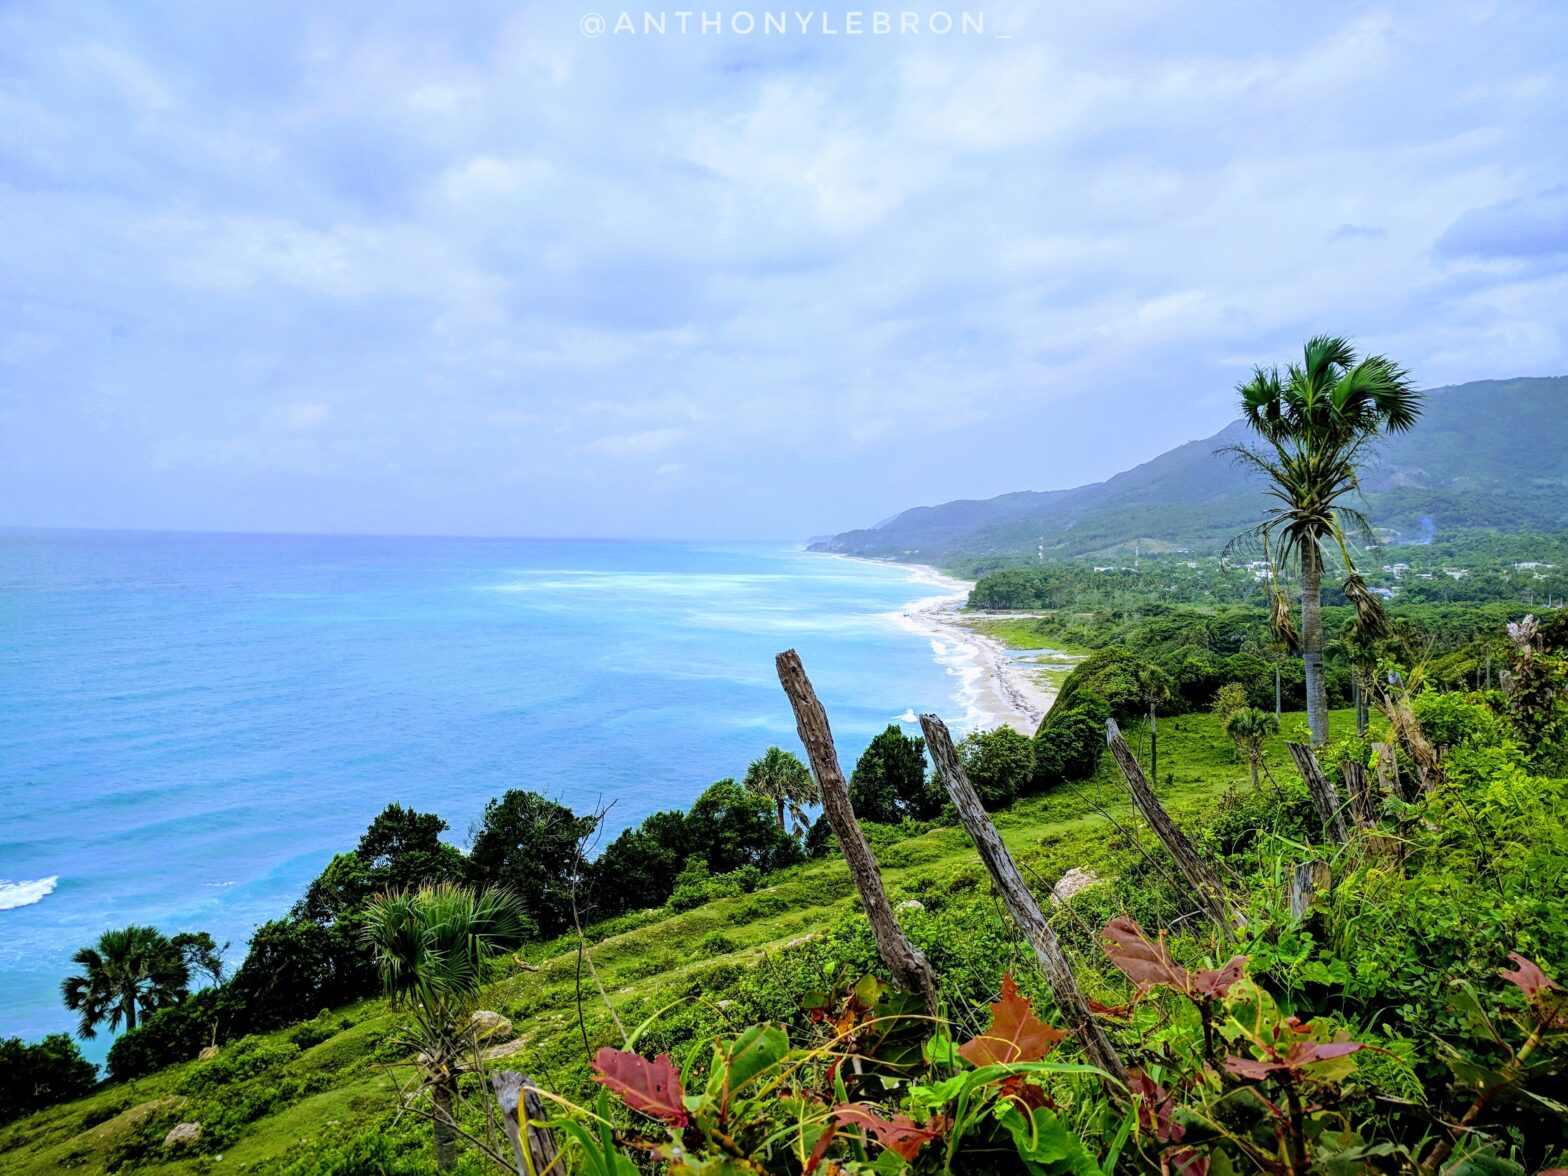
[0,530,977,1058]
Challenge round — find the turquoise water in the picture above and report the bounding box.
[0,531,965,1056]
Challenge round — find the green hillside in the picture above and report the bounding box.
[811,376,1568,568]
[0,709,1293,1174]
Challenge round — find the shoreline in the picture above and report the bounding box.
[828,553,1061,735]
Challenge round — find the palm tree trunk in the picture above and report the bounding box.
[1249,750,1260,792]
[776,798,786,831]
[432,1078,458,1171]
[1148,699,1158,786]
[1301,546,1328,745]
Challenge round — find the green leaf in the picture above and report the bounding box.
[709,1022,788,1109]
[998,1104,1103,1176]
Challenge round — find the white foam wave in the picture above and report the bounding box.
[0,876,59,911]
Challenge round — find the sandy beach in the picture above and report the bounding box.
[834,556,1065,735]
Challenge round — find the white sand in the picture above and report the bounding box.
[832,556,1060,735]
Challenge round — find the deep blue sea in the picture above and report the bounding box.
[0,530,970,1059]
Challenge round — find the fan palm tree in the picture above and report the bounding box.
[60,925,189,1039]
[363,882,531,1171]
[742,746,821,833]
[1226,708,1280,793]
[1227,336,1422,745]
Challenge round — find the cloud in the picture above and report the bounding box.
[274,402,332,432]
[1,1,1566,538]
[1435,187,1568,263]
[1331,224,1388,241]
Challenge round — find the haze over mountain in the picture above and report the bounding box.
[811,376,1568,567]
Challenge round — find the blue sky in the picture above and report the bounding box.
[1,0,1565,539]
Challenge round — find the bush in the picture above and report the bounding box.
[1032,693,1109,787]
[957,726,1034,807]
[0,1034,97,1123]
[106,987,234,1081]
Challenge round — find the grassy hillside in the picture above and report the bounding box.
[0,707,1323,1174]
[812,375,1568,568]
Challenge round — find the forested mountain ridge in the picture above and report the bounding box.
[811,375,1568,568]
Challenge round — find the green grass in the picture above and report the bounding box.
[0,706,1349,1175]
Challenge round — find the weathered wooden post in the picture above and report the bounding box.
[776,650,940,1017]
[492,1072,559,1176]
[1106,719,1243,933]
[1339,760,1376,829]
[921,713,1128,1087]
[1289,861,1332,920]
[1287,742,1349,844]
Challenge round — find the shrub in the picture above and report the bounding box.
[0,1034,97,1123]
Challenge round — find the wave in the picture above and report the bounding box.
[0,876,59,911]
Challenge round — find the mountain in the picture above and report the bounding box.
[811,376,1568,568]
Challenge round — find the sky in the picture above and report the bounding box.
[1,1,1565,540]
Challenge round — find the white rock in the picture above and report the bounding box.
[895,899,925,912]
[468,1010,513,1041]
[1051,867,1102,904]
[164,1122,202,1148]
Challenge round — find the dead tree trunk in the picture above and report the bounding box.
[921,713,1128,1087]
[492,1072,560,1176]
[776,650,940,1017]
[1287,742,1349,844]
[1105,719,1242,934]
[1339,760,1376,829]
[1289,861,1331,920]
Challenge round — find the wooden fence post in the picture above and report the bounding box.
[1289,861,1331,920]
[1286,742,1349,844]
[776,650,940,1017]
[492,1072,559,1176]
[921,713,1128,1088]
[1105,719,1243,933]
[1339,760,1376,829]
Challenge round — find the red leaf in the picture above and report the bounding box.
[592,1048,689,1126]
[832,1104,945,1160]
[1501,952,1561,998]
[1128,1070,1183,1143]
[1223,1054,1280,1081]
[1101,918,1187,993]
[1188,955,1249,999]
[1170,1147,1211,1176]
[1086,996,1135,1019]
[958,974,1067,1067]
[996,1075,1052,1112]
[1283,1041,1363,1068]
[1100,918,1246,1000]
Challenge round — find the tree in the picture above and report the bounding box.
[60,925,189,1039]
[1033,694,1109,787]
[1228,336,1422,744]
[1225,707,1279,793]
[684,779,804,875]
[958,726,1034,809]
[466,790,593,938]
[357,803,467,893]
[362,883,530,1171]
[1129,661,1174,785]
[0,1035,96,1124]
[848,725,932,823]
[227,917,373,1031]
[589,809,690,917]
[742,746,821,833]
[170,931,227,987]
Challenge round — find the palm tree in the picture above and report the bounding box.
[1227,336,1422,745]
[1226,708,1279,793]
[743,746,821,833]
[60,925,189,1039]
[363,882,530,1171]
[1131,662,1174,787]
